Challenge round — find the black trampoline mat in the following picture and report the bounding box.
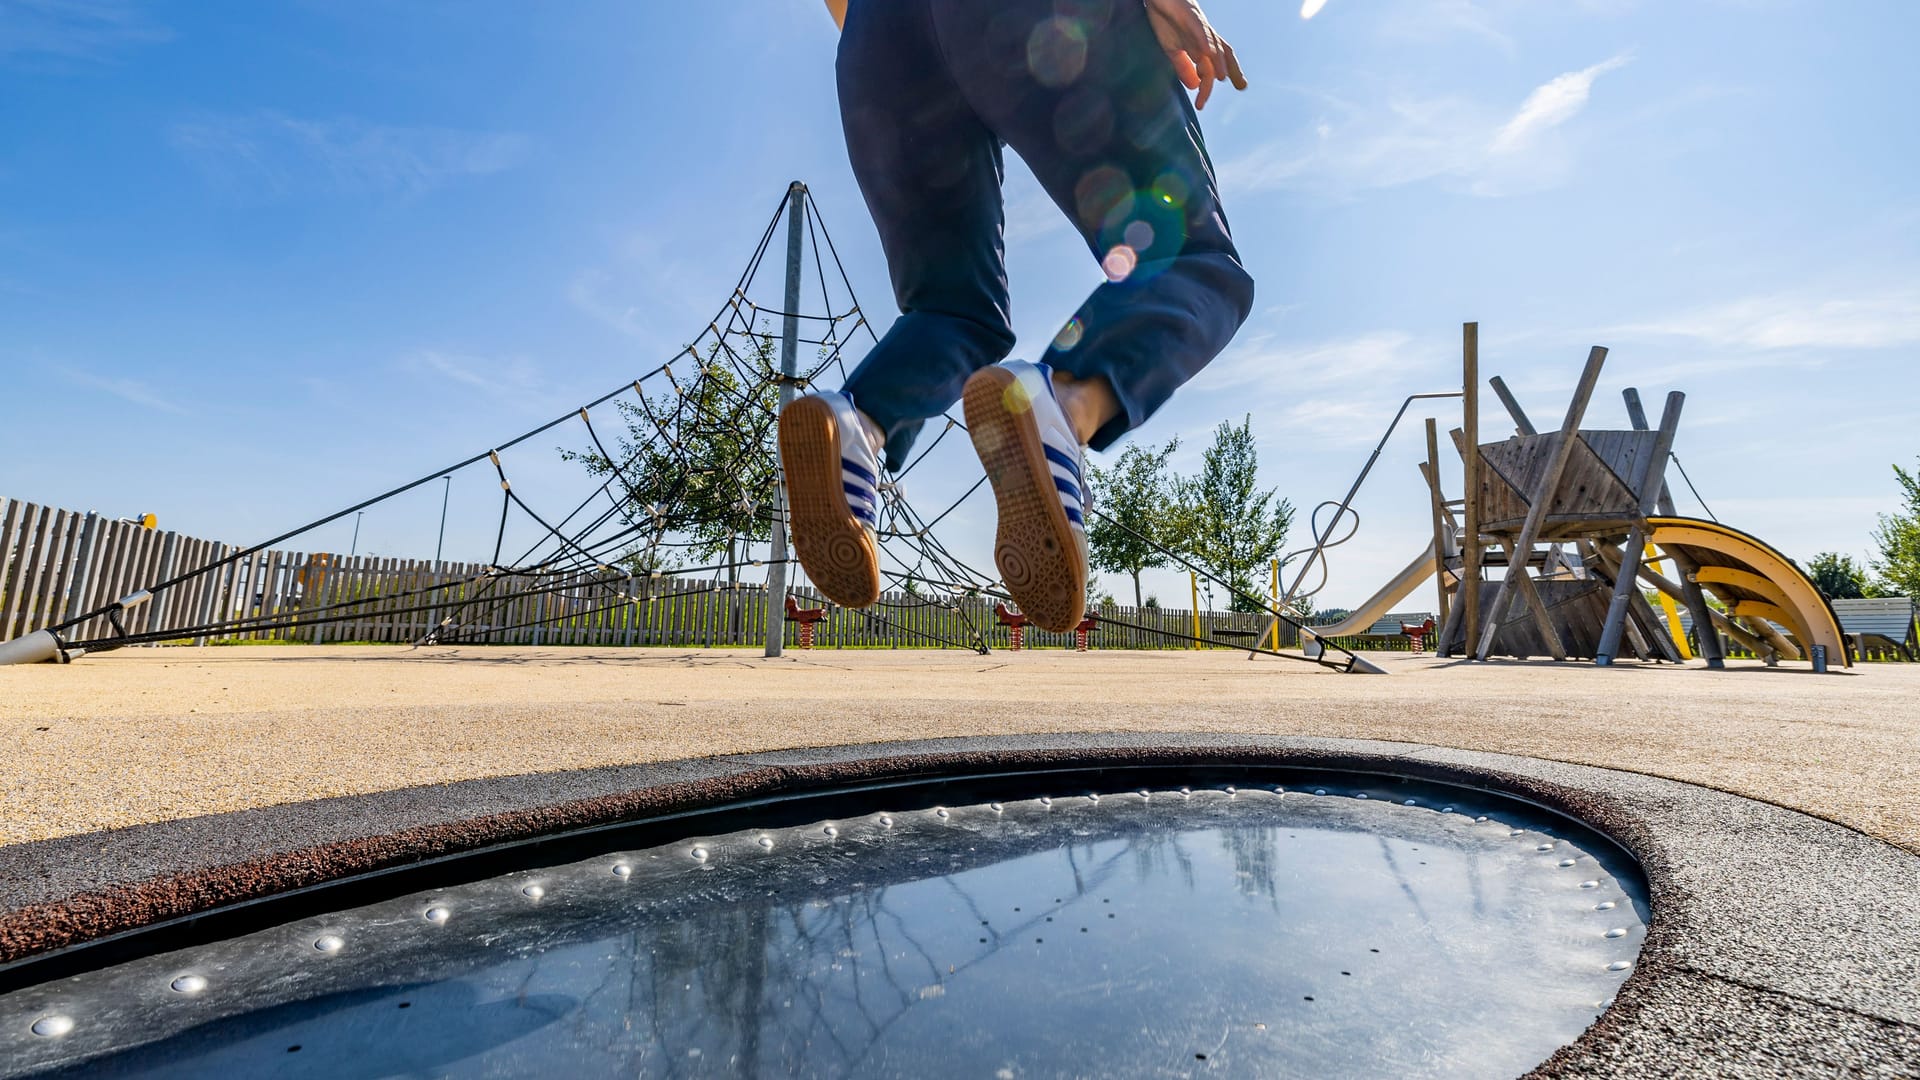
[2,771,1648,1078]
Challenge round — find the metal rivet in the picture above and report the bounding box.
[1271,785,1284,794]
[1537,843,1555,852]
[1579,880,1600,890]
[613,863,634,877]
[691,847,710,861]
[170,975,207,994]
[31,1015,74,1038]
[1039,796,1053,807]
[1604,928,1628,939]
[1137,789,1150,799]
[1225,786,1237,796]
[1179,786,1192,797]
[1441,806,1454,813]
[1595,901,1617,911]
[934,808,949,819]
[522,884,545,900]
[1355,793,1369,800]
[1606,961,1632,972]
[1475,816,1489,823]
[989,802,1004,813]
[424,906,451,924]
[756,837,774,850]
[823,825,839,837]
[878,815,894,828]
[1403,799,1418,806]
[313,935,344,954]
[1559,859,1577,867]
[1314,789,1327,796]
[1087,793,1100,803]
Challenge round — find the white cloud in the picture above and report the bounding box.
[60,368,186,414]
[1223,55,1632,199]
[171,112,529,198]
[403,350,556,411]
[0,0,170,63]
[1615,288,1920,350]
[1490,55,1631,156]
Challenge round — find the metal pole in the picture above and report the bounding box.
[434,476,451,565]
[763,181,807,658]
[349,512,363,557]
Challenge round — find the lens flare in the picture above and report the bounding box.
[1053,318,1086,351]
[1027,17,1088,88]
[1301,0,1329,18]
[1102,245,1138,282]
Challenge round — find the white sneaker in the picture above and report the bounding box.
[963,360,1090,633]
[777,390,883,608]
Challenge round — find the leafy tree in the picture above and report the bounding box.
[1871,458,1920,598]
[1175,415,1295,613]
[1806,552,1878,600]
[560,335,780,584]
[1086,437,1183,608]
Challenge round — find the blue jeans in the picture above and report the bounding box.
[837,0,1256,471]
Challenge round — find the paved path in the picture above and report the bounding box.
[3,646,1915,851]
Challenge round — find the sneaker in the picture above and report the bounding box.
[777,391,883,608]
[963,360,1090,633]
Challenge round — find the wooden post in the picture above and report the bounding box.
[1474,345,1609,660]
[1420,419,1452,641]
[1488,376,1538,436]
[1461,323,1483,657]
[1268,558,1281,651]
[1596,391,1685,665]
[1625,388,1724,670]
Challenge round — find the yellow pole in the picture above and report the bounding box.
[1645,543,1693,660]
[1268,558,1281,651]
[1190,571,1202,650]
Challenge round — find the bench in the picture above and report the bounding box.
[1833,597,1918,661]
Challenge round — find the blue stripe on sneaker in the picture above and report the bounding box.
[1064,506,1084,526]
[851,505,877,526]
[1042,444,1081,484]
[1053,476,1082,503]
[841,458,877,486]
[843,482,874,504]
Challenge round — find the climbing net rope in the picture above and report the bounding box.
[37,186,1359,670]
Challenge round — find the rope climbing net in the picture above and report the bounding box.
[31,185,1361,670]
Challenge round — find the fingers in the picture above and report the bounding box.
[1169,49,1201,90]
[1222,39,1247,90]
[1195,71,1214,110]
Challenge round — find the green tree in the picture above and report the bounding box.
[560,335,780,585]
[1175,415,1294,613]
[1086,437,1183,608]
[1806,552,1878,600]
[1871,458,1920,598]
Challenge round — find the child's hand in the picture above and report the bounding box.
[1144,0,1247,109]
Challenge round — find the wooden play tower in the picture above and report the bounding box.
[1426,325,1849,669]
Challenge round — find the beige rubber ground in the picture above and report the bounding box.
[2,649,1917,853]
[777,395,880,608]
[964,366,1086,633]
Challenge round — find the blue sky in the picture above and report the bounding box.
[3,0,1916,611]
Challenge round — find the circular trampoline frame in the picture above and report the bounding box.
[0,735,1915,1076]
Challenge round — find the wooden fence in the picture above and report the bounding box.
[1,496,1316,653]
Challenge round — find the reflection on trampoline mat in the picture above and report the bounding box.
[3,774,1648,1078]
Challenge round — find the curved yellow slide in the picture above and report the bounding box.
[1646,517,1852,667]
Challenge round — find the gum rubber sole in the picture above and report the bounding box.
[777,396,881,608]
[963,366,1087,634]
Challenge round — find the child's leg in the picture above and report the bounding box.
[835,0,1017,472]
[933,0,1256,451]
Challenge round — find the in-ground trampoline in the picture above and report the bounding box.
[0,767,1646,1078]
